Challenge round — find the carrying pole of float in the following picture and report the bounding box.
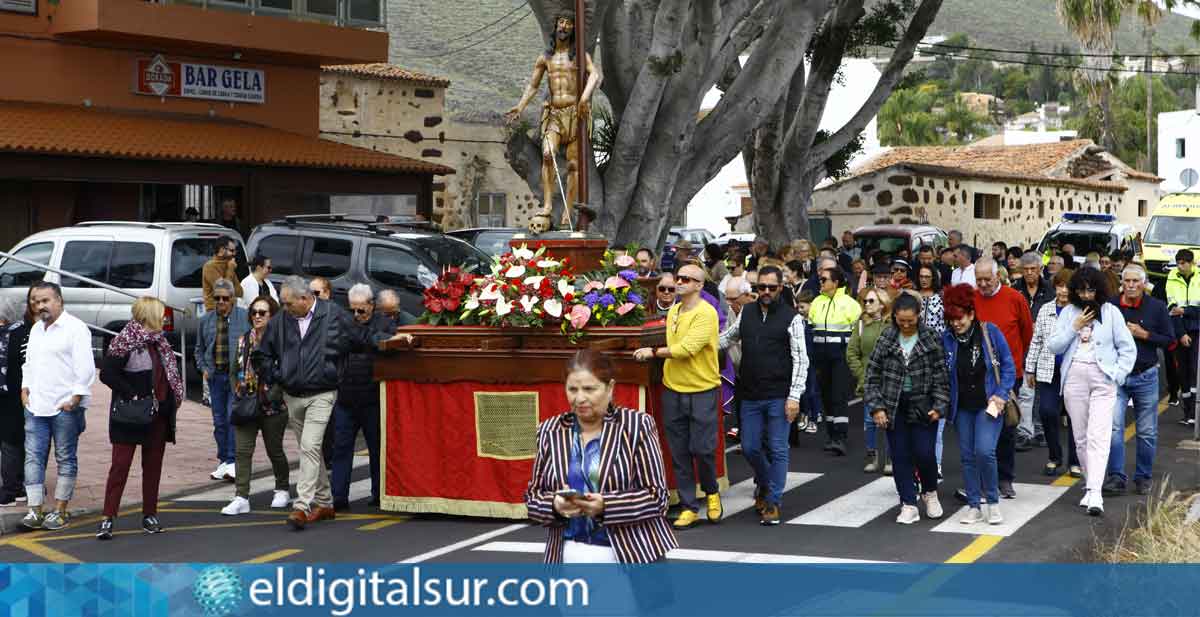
[574,0,589,228]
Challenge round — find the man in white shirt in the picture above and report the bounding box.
[239,254,278,307]
[950,246,977,288]
[20,282,96,531]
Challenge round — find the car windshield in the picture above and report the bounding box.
[1144,216,1200,246]
[411,236,491,274]
[473,230,519,256]
[855,235,908,257]
[1036,230,1116,256]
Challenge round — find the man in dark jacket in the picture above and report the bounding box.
[0,296,32,505]
[718,267,809,525]
[257,276,409,530]
[331,284,404,511]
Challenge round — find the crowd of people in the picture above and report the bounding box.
[535,229,1185,563]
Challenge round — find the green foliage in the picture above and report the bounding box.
[1069,75,1180,166]
[817,130,866,180]
[878,86,992,146]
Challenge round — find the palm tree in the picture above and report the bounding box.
[1134,1,1163,171]
[1055,0,1129,152]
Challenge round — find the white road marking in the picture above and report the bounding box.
[176,456,369,502]
[787,477,899,528]
[399,524,529,564]
[473,541,894,564]
[931,483,1069,537]
[721,473,823,517]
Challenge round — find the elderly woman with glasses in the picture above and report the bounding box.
[848,287,893,474]
[221,296,291,516]
[1047,268,1136,516]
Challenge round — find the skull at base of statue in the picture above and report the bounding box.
[528,213,552,235]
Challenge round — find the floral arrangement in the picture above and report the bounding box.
[417,244,649,336]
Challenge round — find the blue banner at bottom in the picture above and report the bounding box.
[0,563,1194,616]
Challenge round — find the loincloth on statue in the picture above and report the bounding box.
[540,103,591,144]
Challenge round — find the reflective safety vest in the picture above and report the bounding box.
[1166,267,1200,332]
[808,288,862,348]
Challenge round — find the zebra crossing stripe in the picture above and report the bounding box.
[720,473,823,517]
[930,483,1068,537]
[472,541,895,564]
[786,477,899,528]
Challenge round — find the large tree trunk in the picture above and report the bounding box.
[508,0,943,252]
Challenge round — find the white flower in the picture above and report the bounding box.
[558,279,575,298]
[464,294,480,310]
[537,259,560,269]
[544,298,563,318]
[479,283,502,301]
[523,275,546,288]
[512,245,535,261]
[519,295,538,313]
[495,296,513,316]
[505,265,526,279]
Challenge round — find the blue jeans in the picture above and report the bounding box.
[862,401,877,450]
[935,418,946,467]
[886,398,939,506]
[955,408,1003,507]
[23,408,86,508]
[739,399,790,506]
[208,373,236,465]
[331,401,381,504]
[1107,367,1159,483]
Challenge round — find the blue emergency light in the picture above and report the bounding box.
[1061,212,1116,223]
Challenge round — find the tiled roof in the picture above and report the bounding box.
[322,63,451,88]
[0,100,454,175]
[838,140,1139,192]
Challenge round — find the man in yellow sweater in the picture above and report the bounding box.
[635,263,721,529]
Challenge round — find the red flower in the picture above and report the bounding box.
[423,296,444,313]
[564,293,574,302]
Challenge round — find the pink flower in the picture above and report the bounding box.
[614,254,635,268]
[568,304,592,330]
[583,281,604,293]
[605,275,630,290]
[616,302,636,316]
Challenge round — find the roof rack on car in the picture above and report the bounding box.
[281,213,390,226]
[75,221,167,230]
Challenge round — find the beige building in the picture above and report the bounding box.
[319,63,538,229]
[812,140,1161,248]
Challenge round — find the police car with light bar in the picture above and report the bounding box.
[1034,212,1141,266]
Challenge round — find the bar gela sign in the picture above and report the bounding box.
[134,55,265,104]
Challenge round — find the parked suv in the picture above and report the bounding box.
[245,215,492,315]
[0,221,248,349]
[853,224,948,257]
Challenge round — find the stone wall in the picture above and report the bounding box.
[813,168,1154,249]
[318,73,536,229]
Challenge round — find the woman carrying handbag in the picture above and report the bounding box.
[221,296,292,516]
[96,298,183,540]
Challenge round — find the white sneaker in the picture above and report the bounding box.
[959,507,984,524]
[210,462,227,480]
[987,503,1004,524]
[896,504,920,525]
[922,491,943,519]
[221,496,250,516]
[1087,492,1104,516]
[270,490,291,509]
[223,463,236,481]
[1078,489,1091,509]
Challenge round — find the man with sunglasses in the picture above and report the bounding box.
[654,272,678,318]
[634,264,722,529]
[809,267,862,455]
[196,278,249,482]
[202,237,243,312]
[717,267,808,525]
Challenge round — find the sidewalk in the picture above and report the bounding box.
[0,383,302,534]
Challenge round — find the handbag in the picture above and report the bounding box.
[111,395,155,426]
[230,333,262,426]
[979,323,1021,428]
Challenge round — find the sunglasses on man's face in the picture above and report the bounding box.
[352,308,371,315]
[755,284,780,292]
[658,286,676,293]
[213,296,232,303]
[675,275,699,284]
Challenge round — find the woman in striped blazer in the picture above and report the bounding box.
[525,350,678,563]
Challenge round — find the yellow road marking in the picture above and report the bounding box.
[357,517,409,531]
[7,538,81,563]
[244,549,303,563]
[944,535,1004,564]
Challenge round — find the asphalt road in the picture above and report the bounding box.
[0,400,1194,565]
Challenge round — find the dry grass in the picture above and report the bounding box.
[1097,481,1200,563]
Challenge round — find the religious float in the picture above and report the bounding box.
[375,234,728,518]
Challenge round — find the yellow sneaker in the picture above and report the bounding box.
[673,509,700,529]
[706,493,723,523]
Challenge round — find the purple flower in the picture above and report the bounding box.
[599,293,616,307]
[583,292,600,307]
[627,292,643,305]
[618,269,638,282]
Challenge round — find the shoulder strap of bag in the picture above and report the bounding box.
[979,323,1003,384]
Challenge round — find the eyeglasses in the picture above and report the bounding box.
[1078,287,1097,294]
[250,309,270,317]
[755,284,780,292]
[658,286,676,293]
[213,296,232,303]
[892,268,907,274]
[676,275,699,284]
[352,308,370,315]
[863,298,878,305]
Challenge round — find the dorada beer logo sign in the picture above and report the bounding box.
[134,55,265,104]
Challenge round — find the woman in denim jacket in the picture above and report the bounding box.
[1047,267,1136,516]
[941,284,1016,526]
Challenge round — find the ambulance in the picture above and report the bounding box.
[1143,193,1200,299]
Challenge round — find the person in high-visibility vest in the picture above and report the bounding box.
[808,266,862,455]
[1165,249,1200,425]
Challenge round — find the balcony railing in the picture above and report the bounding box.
[158,0,383,28]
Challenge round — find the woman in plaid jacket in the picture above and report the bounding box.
[863,293,951,525]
